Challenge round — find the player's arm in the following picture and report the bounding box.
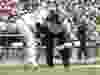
[16,18,35,47]
[63,17,78,40]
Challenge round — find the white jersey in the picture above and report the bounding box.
[15,17,39,65]
[16,17,36,46]
[21,13,37,32]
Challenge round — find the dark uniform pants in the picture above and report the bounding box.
[44,31,70,67]
[77,25,87,59]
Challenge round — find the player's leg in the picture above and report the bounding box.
[70,48,80,64]
[45,32,54,67]
[77,39,85,63]
[86,32,96,64]
[46,38,54,67]
[24,38,40,71]
[69,33,80,64]
[86,48,96,64]
[19,25,39,67]
[62,48,71,67]
[25,47,39,65]
[24,32,38,65]
[57,32,71,67]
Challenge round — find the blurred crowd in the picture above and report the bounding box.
[0,0,97,66]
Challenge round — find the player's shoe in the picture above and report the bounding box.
[32,64,39,71]
[53,56,62,64]
[80,58,86,64]
[69,57,80,64]
[85,57,96,64]
[24,62,39,71]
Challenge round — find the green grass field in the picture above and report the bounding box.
[0,63,99,75]
[0,55,99,74]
